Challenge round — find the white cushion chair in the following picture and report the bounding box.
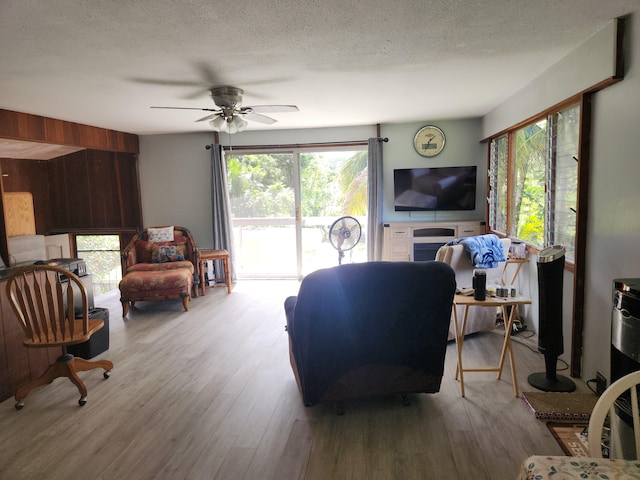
[436,236,511,340]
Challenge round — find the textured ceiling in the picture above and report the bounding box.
[0,0,636,136]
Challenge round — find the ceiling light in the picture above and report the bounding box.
[209,114,248,134]
[209,115,227,132]
[228,116,248,134]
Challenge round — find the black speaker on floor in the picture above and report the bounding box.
[67,307,110,359]
[528,245,576,392]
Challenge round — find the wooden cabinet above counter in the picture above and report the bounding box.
[0,109,143,266]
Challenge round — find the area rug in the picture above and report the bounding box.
[522,391,598,420]
[547,421,590,457]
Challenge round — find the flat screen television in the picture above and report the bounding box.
[393,166,477,212]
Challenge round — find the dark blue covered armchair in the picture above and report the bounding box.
[284,260,456,411]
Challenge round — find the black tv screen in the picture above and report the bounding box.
[393,166,477,211]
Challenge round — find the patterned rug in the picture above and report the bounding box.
[547,421,590,457]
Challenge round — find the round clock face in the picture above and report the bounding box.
[414,125,446,157]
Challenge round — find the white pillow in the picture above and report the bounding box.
[147,226,174,242]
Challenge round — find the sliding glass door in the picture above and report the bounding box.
[226,149,367,279]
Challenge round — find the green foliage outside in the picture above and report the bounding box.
[226,150,367,275]
[513,124,546,247]
[338,151,368,216]
[226,153,295,217]
[76,235,121,296]
[226,150,367,218]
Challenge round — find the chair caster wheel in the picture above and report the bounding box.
[104,371,111,379]
[79,397,87,406]
[15,402,24,410]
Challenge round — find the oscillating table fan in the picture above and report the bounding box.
[329,216,362,265]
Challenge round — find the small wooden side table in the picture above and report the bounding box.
[501,257,528,322]
[199,249,232,295]
[502,257,527,286]
[452,294,532,397]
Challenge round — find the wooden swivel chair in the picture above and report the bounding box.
[588,370,640,458]
[6,264,113,410]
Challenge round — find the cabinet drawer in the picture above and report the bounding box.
[458,226,484,237]
[389,228,410,237]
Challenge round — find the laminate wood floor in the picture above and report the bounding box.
[0,280,572,480]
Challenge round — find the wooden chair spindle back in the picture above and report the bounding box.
[6,265,90,346]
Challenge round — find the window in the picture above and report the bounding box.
[225,148,367,278]
[75,235,122,295]
[489,135,508,235]
[489,103,579,262]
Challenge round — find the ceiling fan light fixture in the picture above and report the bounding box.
[209,115,227,131]
[210,114,247,134]
[232,115,248,132]
[155,84,297,132]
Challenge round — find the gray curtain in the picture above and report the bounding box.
[210,144,236,281]
[367,137,384,261]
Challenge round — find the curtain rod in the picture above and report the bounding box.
[205,137,388,151]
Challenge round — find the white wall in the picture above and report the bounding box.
[582,12,640,382]
[139,132,215,248]
[380,119,486,224]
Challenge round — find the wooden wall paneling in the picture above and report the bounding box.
[46,155,67,228]
[0,164,8,265]
[63,152,92,229]
[47,150,143,232]
[49,150,88,229]
[44,116,80,146]
[91,150,121,227]
[0,109,139,154]
[0,110,46,142]
[115,153,142,228]
[78,124,105,151]
[0,291,11,400]
[1,283,33,401]
[0,282,59,402]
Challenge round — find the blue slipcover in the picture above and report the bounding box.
[284,261,456,407]
[446,233,506,268]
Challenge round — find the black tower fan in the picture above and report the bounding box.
[528,245,576,392]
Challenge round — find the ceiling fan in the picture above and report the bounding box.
[151,86,298,133]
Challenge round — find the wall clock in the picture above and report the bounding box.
[414,125,446,157]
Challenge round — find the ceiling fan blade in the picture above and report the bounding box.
[131,77,204,87]
[194,62,225,86]
[247,105,299,114]
[243,112,277,124]
[184,88,215,100]
[195,114,217,122]
[150,106,218,112]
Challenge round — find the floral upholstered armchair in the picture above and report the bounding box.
[119,226,200,317]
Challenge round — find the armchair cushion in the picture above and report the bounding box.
[153,244,187,263]
[127,261,194,273]
[136,236,187,263]
[147,225,174,242]
[135,240,157,263]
